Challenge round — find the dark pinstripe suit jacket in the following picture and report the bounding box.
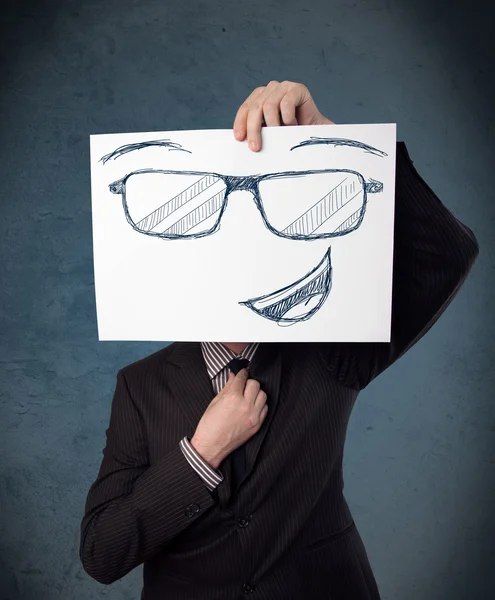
[80,143,479,599]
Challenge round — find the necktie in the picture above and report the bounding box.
[227,357,250,492]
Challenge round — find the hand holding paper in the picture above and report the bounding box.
[233,80,334,150]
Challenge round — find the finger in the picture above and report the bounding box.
[262,83,292,127]
[244,378,261,401]
[229,368,249,392]
[233,86,265,141]
[281,82,322,126]
[259,404,268,421]
[211,372,235,404]
[246,81,280,151]
[279,92,297,126]
[262,102,280,128]
[222,371,235,390]
[254,389,267,409]
[245,105,264,151]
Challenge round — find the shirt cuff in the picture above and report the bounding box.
[179,436,224,492]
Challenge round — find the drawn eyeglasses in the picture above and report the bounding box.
[108,169,383,240]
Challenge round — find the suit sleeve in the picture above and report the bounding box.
[79,370,216,585]
[326,141,479,390]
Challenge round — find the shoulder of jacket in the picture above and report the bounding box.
[119,343,178,380]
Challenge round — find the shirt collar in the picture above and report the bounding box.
[200,342,259,380]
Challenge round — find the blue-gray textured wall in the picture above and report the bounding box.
[1,0,493,598]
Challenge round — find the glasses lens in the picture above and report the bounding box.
[124,172,227,237]
[258,171,365,238]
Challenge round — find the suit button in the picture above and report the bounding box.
[184,503,200,518]
[237,516,251,528]
[242,583,255,593]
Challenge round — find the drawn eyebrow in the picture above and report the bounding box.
[100,139,192,164]
[290,137,387,157]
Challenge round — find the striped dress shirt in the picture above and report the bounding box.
[179,342,259,491]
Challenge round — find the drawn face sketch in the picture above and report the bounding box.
[90,125,396,342]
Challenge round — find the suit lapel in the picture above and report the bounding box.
[240,343,282,488]
[167,342,214,435]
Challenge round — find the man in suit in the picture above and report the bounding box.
[80,81,479,599]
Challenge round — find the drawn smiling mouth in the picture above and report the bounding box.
[239,248,333,326]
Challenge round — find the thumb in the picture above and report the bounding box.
[212,372,234,400]
[223,371,235,389]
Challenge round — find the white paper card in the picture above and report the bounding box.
[90,124,396,342]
